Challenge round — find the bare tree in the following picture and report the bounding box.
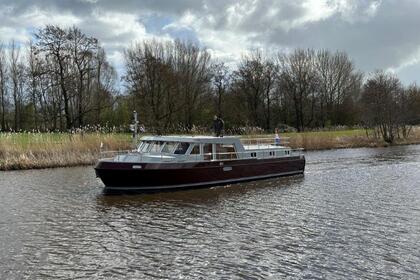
[172,40,212,130]
[27,41,43,130]
[125,40,211,132]
[125,40,178,132]
[232,50,278,129]
[30,25,116,130]
[211,61,230,117]
[68,26,98,127]
[0,43,7,130]
[405,84,420,127]
[277,49,318,131]
[93,47,117,124]
[262,60,278,130]
[361,71,404,143]
[315,50,362,126]
[35,25,73,129]
[9,41,25,130]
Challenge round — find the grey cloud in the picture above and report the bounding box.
[1,0,210,16]
[1,0,94,17]
[238,1,306,32]
[260,1,420,74]
[0,0,419,84]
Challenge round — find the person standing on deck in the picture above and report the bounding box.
[274,128,280,145]
[213,115,224,137]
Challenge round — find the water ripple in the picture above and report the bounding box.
[1,145,420,279]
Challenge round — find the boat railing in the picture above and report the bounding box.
[99,149,136,159]
[187,148,303,161]
[240,136,290,148]
[99,147,304,162]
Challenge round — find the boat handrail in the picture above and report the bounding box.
[240,136,291,140]
[99,147,304,162]
[133,135,291,149]
[99,149,136,159]
[240,136,290,147]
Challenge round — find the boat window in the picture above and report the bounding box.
[215,144,237,160]
[150,141,164,153]
[190,145,200,155]
[140,141,152,152]
[203,143,213,160]
[137,141,145,151]
[174,142,190,154]
[162,142,177,153]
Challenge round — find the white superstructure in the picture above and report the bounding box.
[105,135,302,163]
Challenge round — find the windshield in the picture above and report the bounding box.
[137,141,145,151]
[190,144,200,155]
[140,141,152,152]
[174,142,190,154]
[162,142,178,153]
[149,141,164,153]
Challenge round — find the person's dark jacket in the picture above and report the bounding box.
[213,117,224,136]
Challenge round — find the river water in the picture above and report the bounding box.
[1,145,420,279]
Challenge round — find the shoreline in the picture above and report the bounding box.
[1,130,420,171]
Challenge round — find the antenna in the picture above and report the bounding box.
[130,110,139,147]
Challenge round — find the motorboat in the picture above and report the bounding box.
[95,135,305,193]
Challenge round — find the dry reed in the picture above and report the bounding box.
[287,127,420,150]
[1,129,420,170]
[0,133,131,170]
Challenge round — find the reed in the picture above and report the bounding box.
[1,129,420,170]
[0,132,132,170]
[286,128,420,150]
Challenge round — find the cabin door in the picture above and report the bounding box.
[203,143,213,161]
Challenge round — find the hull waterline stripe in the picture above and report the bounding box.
[104,170,304,191]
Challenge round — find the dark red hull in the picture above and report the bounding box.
[95,156,305,193]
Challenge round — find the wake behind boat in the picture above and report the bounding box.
[95,135,305,193]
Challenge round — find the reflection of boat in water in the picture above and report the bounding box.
[95,135,305,193]
[95,175,305,208]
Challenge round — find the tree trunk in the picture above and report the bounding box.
[58,59,72,130]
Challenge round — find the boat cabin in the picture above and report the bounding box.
[112,135,298,163]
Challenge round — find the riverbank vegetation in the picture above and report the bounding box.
[0,132,131,170]
[2,128,420,170]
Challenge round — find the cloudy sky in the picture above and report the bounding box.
[0,0,419,84]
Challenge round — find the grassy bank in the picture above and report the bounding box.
[1,129,420,170]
